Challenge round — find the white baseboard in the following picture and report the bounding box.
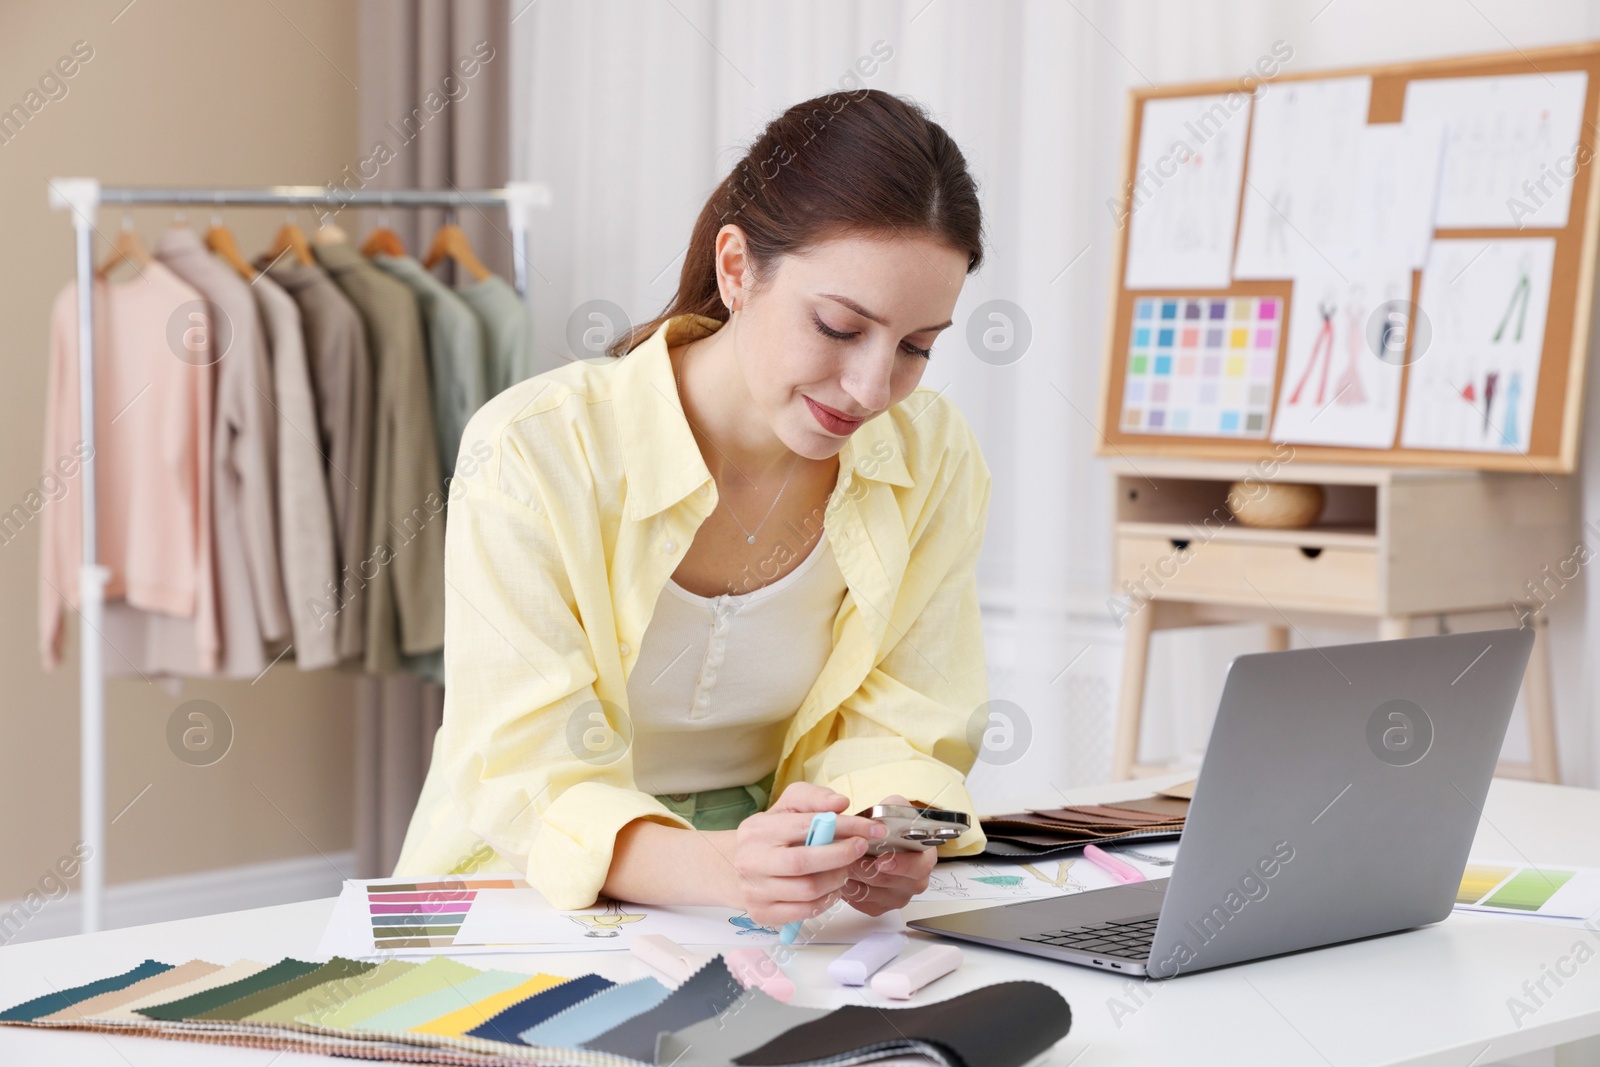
[0,850,355,946]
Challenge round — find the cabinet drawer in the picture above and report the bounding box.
[1114,535,1379,612]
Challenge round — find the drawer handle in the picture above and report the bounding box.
[1169,538,1191,551]
[1299,546,1323,560]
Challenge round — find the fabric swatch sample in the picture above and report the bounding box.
[299,957,482,1032]
[94,960,268,1022]
[409,973,568,1037]
[464,972,615,1045]
[654,987,833,1067]
[245,959,417,1026]
[517,976,671,1049]
[192,958,376,1021]
[584,956,745,1063]
[0,960,173,1022]
[353,968,529,1033]
[137,958,321,1021]
[36,960,221,1022]
[733,980,1072,1067]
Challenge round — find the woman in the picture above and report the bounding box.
[396,89,993,928]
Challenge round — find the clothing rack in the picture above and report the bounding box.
[46,179,554,934]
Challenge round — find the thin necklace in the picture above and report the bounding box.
[677,347,799,545]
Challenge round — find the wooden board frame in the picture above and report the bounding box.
[1095,42,1600,473]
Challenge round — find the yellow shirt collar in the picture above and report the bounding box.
[612,313,914,521]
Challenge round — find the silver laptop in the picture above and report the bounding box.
[908,627,1535,978]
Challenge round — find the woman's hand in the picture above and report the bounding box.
[841,794,939,916]
[724,782,888,927]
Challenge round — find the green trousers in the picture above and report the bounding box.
[652,768,777,831]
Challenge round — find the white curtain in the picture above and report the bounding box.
[508,0,1600,797]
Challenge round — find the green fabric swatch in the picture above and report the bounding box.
[300,957,483,1032]
[245,959,418,1026]
[193,958,375,1021]
[353,969,528,1033]
[137,958,321,1021]
[0,960,172,1022]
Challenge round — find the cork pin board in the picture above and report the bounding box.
[1096,42,1600,472]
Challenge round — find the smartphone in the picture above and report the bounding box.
[857,803,970,856]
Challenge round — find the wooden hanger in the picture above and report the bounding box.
[94,217,151,279]
[267,215,314,266]
[312,221,349,247]
[422,222,492,281]
[361,226,407,257]
[205,219,258,281]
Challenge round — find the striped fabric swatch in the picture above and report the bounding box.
[0,952,1075,1067]
[515,976,671,1049]
[352,968,529,1033]
[191,958,375,1021]
[409,973,568,1037]
[0,960,173,1022]
[244,958,418,1025]
[298,957,481,1031]
[92,960,269,1022]
[135,958,321,1020]
[35,960,221,1022]
[465,972,615,1045]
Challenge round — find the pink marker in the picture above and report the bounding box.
[869,944,963,1000]
[1083,843,1145,884]
[726,947,795,1003]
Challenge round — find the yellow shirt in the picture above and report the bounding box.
[394,312,993,909]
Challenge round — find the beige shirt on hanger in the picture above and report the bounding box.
[99,227,293,679]
[251,272,340,670]
[256,256,372,665]
[314,238,445,673]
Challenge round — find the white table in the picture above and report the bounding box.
[3,775,1598,1066]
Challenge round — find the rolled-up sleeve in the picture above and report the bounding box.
[433,458,692,911]
[804,437,993,858]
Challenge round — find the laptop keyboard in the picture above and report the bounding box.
[1019,917,1158,958]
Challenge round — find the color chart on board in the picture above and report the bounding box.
[1454,863,1600,920]
[1119,295,1282,438]
[367,878,521,949]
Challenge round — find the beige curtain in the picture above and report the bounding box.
[353,0,514,878]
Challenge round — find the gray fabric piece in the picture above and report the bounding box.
[653,987,832,1067]
[584,956,745,1063]
[456,274,536,396]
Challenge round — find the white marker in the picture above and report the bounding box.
[827,931,906,987]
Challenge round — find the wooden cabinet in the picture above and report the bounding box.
[1108,458,1575,783]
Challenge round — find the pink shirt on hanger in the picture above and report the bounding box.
[38,262,219,671]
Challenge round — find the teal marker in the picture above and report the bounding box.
[780,811,837,945]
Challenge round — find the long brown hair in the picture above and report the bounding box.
[608,89,985,358]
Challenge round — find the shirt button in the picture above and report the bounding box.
[663,540,677,553]
[697,485,709,497]
[618,642,630,656]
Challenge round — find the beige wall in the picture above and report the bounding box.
[0,0,362,898]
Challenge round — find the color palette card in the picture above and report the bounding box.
[1454,863,1600,920]
[1120,295,1281,438]
[319,876,904,958]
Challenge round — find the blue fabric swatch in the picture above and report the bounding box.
[516,976,670,1049]
[464,972,615,1045]
[0,960,173,1022]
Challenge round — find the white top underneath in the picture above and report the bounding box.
[627,535,848,796]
